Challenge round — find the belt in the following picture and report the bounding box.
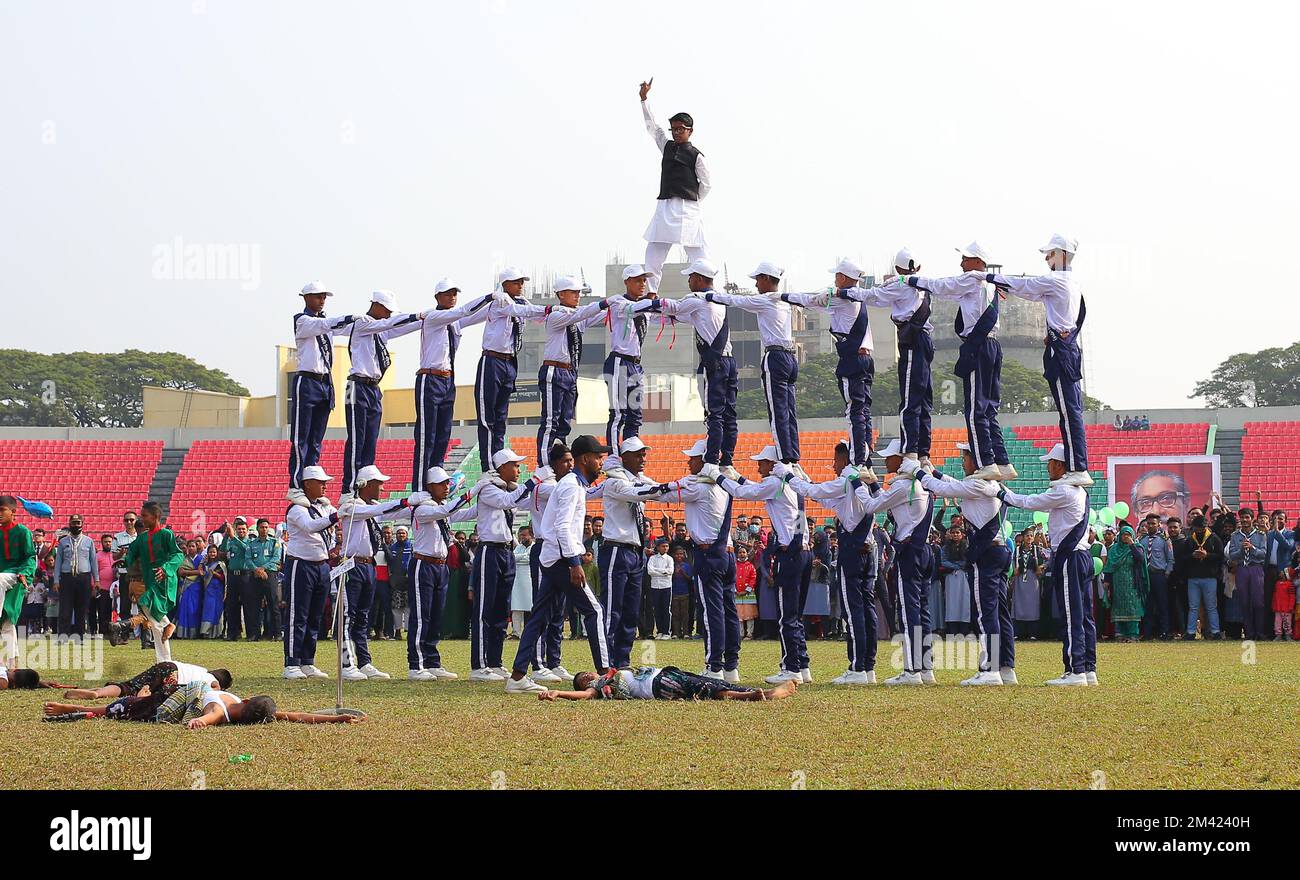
[295,371,330,382]
[483,350,515,361]
[285,555,328,565]
[347,375,380,386]
[418,368,453,377]
[765,345,797,354]
[413,553,447,565]
[351,556,374,565]
[481,540,511,547]
[604,540,641,550]
[611,353,641,364]
[542,360,575,369]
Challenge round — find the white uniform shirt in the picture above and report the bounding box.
[660,476,731,544]
[898,272,997,338]
[347,313,423,380]
[606,296,659,358]
[482,295,548,356]
[285,501,339,562]
[293,311,355,374]
[707,292,795,349]
[641,101,710,247]
[788,475,874,532]
[843,283,933,332]
[655,293,732,357]
[540,472,590,567]
[857,477,931,542]
[718,474,804,548]
[540,301,608,364]
[1001,480,1091,553]
[474,479,536,543]
[418,297,492,371]
[991,269,1082,335]
[918,472,1001,531]
[783,291,872,353]
[647,553,674,589]
[597,461,664,545]
[338,499,407,557]
[387,495,476,558]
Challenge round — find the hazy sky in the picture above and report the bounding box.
[2,0,1296,409]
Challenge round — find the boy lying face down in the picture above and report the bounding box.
[539,666,798,702]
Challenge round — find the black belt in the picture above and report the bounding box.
[604,540,641,550]
[612,353,641,364]
[765,345,797,354]
[481,540,511,547]
[347,375,380,386]
[295,371,330,382]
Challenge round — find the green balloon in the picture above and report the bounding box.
[1093,557,1104,577]
[1089,509,1098,525]
[1033,511,1049,525]
[1099,508,1116,526]
[1113,501,1130,520]
[1002,519,1014,538]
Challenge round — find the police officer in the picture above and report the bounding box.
[245,518,283,641]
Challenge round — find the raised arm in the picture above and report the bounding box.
[905,272,984,302]
[294,313,355,340]
[987,272,1066,304]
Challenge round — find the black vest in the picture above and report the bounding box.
[658,142,702,201]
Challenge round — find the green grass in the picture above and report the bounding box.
[4,638,1298,789]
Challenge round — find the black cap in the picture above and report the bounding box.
[570,435,612,457]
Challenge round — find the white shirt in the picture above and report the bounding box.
[337,499,408,557]
[788,474,874,532]
[918,472,1001,532]
[482,295,548,356]
[417,297,492,371]
[659,476,731,544]
[1001,480,1091,553]
[540,301,607,364]
[718,474,804,548]
[540,472,590,566]
[897,272,997,338]
[293,310,355,374]
[642,101,710,247]
[655,292,732,357]
[597,460,664,544]
[784,291,872,353]
[647,553,674,589]
[992,269,1082,335]
[285,501,339,562]
[606,296,659,358]
[347,313,423,380]
[843,283,933,332]
[411,496,476,558]
[857,477,931,542]
[474,478,537,543]
[707,292,795,349]
[172,661,217,687]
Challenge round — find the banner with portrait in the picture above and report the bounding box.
[1107,455,1221,527]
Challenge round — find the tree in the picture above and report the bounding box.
[1191,342,1300,407]
[0,350,249,427]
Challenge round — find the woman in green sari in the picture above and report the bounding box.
[1102,523,1149,641]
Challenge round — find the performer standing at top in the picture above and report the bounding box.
[535,276,611,465]
[987,234,1091,486]
[838,248,933,466]
[412,278,493,488]
[783,259,875,468]
[638,78,710,294]
[604,265,659,455]
[652,260,737,469]
[706,262,803,468]
[341,290,424,502]
[476,268,548,473]
[881,242,1013,481]
[288,281,356,503]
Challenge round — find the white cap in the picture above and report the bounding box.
[552,275,583,294]
[301,465,332,482]
[680,259,720,279]
[233,515,247,525]
[492,448,526,469]
[620,436,650,453]
[1039,233,1078,255]
[749,445,780,463]
[682,439,709,457]
[498,266,529,284]
[622,264,650,280]
[424,466,451,484]
[955,441,971,452]
[301,280,333,297]
[956,241,993,263]
[433,278,460,295]
[355,464,390,485]
[370,289,398,310]
[894,247,918,272]
[830,258,865,279]
[1039,442,1067,463]
[875,438,904,458]
[747,261,784,280]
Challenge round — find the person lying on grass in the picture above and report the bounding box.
[0,668,71,690]
[539,666,799,702]
[42,682,363,727]
[57,660,232,701]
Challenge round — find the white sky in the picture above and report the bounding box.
[2,0,1296,409]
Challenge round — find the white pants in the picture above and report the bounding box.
[0,573,19,667]
[643,241,709,293]
[140,603,173,663]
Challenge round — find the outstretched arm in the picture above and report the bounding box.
[539,688,596,701]
[274,710,363,724]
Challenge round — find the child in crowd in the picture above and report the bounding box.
[1274,566,1296,641]
[670,547,692,639]
[22,578,46,635]
[735,546,757,639]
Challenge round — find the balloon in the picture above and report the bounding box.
[1002,519,1014,538]
[1089,509,1098,525]
[1099,508,1116,526]
[1093,557,1104,577]
[1113,501,1130,520]
[1033,511,1049,525]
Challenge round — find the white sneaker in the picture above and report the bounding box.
[341,665,368,681]
[700,668,725,680]
[550,665,573,681]
[800,668,813,683]
[884,671,923,686]
[492,666,512,679]
[1062,470,1094,487]
[1086,671,1099,686]
[469,668,505,682]
[530,668,563,683]
[338,492,355,505]
[1045,672,1088,686]
[792,463,810,481]
[960,671,1004,686]
[300,665,329,679]
[286,488,307,503]
[505,675,548,695]
[723,669,740,684]
[859,466,879,483]
[427,667,458,680]
[999,666,1019,685]
[972,464,1003,481]
[282,665,307,680]
[654,633,671,640]
[831,670,873,685]
[360,664,391,679]
[904,452,919,461]
[918,455,933,472]
[765,670,802,684]
[999,464,1019,481]
[407,668,437,681]
[720,465,741,481]
[920,669,937,684]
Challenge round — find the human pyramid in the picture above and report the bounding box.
[0,81,1100,710]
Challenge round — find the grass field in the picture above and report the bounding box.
[4,637,1298,790]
